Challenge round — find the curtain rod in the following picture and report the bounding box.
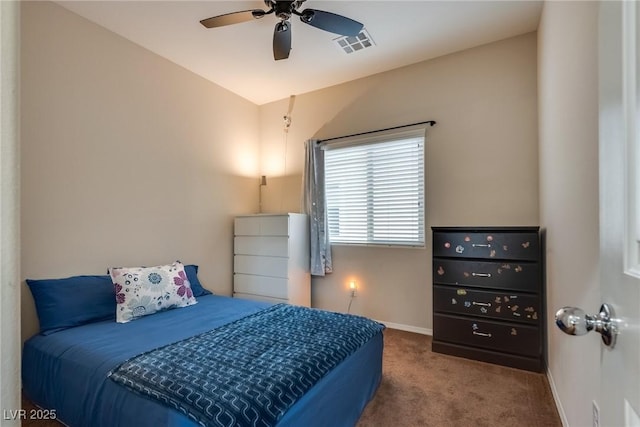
[317,120,436,144]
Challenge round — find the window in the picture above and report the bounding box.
[324,129,425,247]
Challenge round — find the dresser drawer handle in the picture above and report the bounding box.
[471,243,491,248]
[472,331,492,338]
[471,272,492,278]
[472,302,492,307]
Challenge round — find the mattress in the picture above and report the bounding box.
[22,295,383,426]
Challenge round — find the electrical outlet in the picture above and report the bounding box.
[593,400,600,427]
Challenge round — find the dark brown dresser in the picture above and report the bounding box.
[431,226,544,372]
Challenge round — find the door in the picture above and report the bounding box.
[598,1,640,426]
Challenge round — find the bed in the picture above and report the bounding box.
[23,265,384,427]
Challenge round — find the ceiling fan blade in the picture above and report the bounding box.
[299,9,363,37]
[273,21,292,61]
[200,10,265,28]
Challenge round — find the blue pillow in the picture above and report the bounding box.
[184,264,212,297]
[26,275,116,335]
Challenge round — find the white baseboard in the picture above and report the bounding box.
[546,367,569,427]
[377,320,432,336]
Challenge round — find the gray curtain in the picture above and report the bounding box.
[302,139,332,276]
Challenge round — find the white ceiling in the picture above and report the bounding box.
[57,1,543,105]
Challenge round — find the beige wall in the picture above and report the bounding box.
[20,1,260,340]
[1,1,21,423]
[10,1,607,422]
[19,2,540,338]
[259,33,539,331]
[538,2,600,426]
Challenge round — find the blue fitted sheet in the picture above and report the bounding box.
[22,295,383,427]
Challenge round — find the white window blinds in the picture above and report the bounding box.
[324,131,425,247]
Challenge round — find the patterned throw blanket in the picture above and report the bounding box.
[109,304,385,427]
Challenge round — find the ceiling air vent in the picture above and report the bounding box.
[333,28,375,54]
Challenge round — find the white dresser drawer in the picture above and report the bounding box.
[233,292,286,304]
[235,215,289,236]
[234,274,288,299]
[234,255,289,278]
[234,236,289,257]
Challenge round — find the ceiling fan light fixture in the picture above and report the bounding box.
[200,1,364,60]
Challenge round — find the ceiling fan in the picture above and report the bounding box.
[200,0,364,61]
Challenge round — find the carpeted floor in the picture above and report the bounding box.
[357,329,561,427]
[22,328,561,427]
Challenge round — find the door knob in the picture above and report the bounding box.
[555,303,618,348]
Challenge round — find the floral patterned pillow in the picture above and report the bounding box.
[109,261,197,323]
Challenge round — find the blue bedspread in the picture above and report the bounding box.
[109,304,384,427]
[23,295,385,427]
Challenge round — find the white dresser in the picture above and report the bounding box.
[233,213,311,307]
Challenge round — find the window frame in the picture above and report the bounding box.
[322,127,426,249]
